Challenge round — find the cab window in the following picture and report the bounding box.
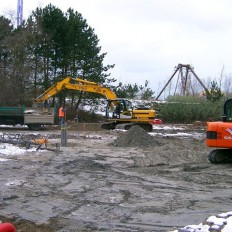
[224,99,232,121]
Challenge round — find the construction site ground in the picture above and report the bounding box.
[0,123,231,232]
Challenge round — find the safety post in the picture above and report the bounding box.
[61,122,67,147]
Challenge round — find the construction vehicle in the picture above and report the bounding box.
[35,77,159,131]
[0,106,54,130]
[206,98,232,163]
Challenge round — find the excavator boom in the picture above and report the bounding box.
[35,77,117,103]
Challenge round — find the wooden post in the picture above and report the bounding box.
[61,122,67,147]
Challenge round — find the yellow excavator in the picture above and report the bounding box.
[34,77,159,131]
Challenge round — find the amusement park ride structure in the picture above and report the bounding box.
[156,64,210,100]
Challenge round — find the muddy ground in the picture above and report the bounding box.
[0,123,231,232]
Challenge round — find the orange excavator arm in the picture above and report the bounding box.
[34,77,117,103]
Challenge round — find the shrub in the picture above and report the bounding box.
[157,96,224,123]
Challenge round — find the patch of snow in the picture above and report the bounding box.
[5,180,26,186]
[153,125,186,130]
[150,131,204,140]
[150,132,193,137]
[0,143,42,156]
[173,223,209,232]
[206,215,227,226]
[170,213,232,232]
[223,217,232,232]
[0,124,27,128]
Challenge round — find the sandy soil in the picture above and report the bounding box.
[0,124,231,232]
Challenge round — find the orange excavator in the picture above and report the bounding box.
[34,77,160,131]
[206,98,232,163]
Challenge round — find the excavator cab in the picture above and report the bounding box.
[106,99,132,119]
[223,98,232,122]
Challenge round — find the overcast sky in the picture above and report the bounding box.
[1,0,232,97]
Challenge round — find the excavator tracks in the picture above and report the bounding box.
[115,123,153,132]
[101,122,153,132]
[208,149,232,164]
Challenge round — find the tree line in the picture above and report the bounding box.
[0,4,154,108]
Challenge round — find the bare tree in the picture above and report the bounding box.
[218,65,224,89]
[223,74,232,96]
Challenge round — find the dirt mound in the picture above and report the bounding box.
[111,125,160,148]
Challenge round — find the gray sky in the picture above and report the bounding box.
[1,0,232,96]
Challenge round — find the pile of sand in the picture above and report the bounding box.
[111,125,160,148]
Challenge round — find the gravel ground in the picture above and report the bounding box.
[0,124,230,232]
